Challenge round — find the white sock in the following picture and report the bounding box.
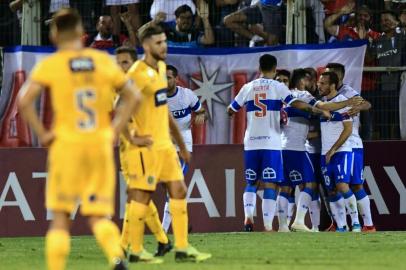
[277,194,289,230]
[161,201,172,233]
[294,189,312,225]
[287,200,295,225]
[243,192,256,223]
[344,194,360,225]
[310,199,321,230]
[357,196,373,226]
[329,197,347,229]
[262,198,277,231]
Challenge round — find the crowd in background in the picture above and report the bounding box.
[1,0,406,140]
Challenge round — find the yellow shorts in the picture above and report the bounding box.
[126,146,184,191]
[46,140,116,217]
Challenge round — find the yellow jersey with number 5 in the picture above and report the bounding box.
[127,60,172,150]
[29,48,128,143]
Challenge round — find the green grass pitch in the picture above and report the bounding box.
[1,232,405,270]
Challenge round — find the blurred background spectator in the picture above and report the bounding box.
[150,0,196,23]
[106,0,141,42]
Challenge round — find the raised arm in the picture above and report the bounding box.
[316,96,363,111]
[290,99,331,120]
[324,2,355,36]
[197,0,215,45]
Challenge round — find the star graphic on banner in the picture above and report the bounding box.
[191,60,234,121]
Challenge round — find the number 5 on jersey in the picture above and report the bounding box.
[76,89,96,130]
[254,93,267,117]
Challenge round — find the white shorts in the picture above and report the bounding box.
[106,0,140,6]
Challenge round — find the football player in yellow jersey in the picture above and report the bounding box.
[17,9,139,270]
[114,46,172,258]
[124,24,211,263]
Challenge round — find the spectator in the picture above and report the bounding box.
[0,0,21,46]
[370,10,406,139]
[399,8,406,32]
[321,0,351,16]
[82,15,129,49]
[275,69,291,87]
[224,0,283,46]
[144,1,215,48]
[150,0,196,23]
[211,0,241,47]
[106,0,141,38]
[324,3,381,42]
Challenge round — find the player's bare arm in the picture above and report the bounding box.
[316,96,363,111]
[226,106,236,117]
[123,124,153,147]
[18,80,54,146]
[169,112,191,163]
[290,100,331,120]
[326,121,353,164]
[112,81,140,139]
[348,99,372,116]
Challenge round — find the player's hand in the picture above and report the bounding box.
[39,131,55,147]
[348,105,361,116]
[326,149,336,164]
[194,113,205,125]
[154,12,167,24]
[339,2,355,15]
[347,96,363,107]
[130,135,153,147]
[227,107,235,117]
[120,11,132,25]
[321,109,332,120]
[179,148,191,164]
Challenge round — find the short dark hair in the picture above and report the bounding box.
[175,4,193,18]
[259,54,277,72]
[304,67,317,79]
[326,63,345,77]
[357,5,372,15]
[276,69,291,78]
[115,46,137,61]
[52,8,82,33]
[321,71,339,88]
[138,24,165,44]
[167,65,178,77]
[289,68,307,89]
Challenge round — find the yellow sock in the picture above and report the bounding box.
[45,229,70,270]
[145,201,169,244]
[120,203,130,249]
[92,219,124,264]
[129,201,148,253]
[169,199,189,249]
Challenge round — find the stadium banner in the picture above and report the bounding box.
[0,141,405,237]
[0,41,367,146]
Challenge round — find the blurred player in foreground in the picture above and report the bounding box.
[227,54,332,232]
[114,46,173,257]
[18,8,138,270]
[123,24,211,263]
[161,64,206,233]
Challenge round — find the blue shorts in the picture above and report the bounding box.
[244,149,284,185]
[351,148,364,185]
[308,152,322,184]
[321,151,352,192]
[280,150,315,187]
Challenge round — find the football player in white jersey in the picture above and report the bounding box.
[227,54,332,232]
[326,63,375,232]
[161,65,206,233]
[279,69,360,232]
[318,71,360,232]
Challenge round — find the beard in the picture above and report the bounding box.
[150,50,166,61]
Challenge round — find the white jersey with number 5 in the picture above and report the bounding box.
[229,78,297,150]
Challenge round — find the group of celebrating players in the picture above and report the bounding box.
[227,56,376,234]
[15,6,377,270]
